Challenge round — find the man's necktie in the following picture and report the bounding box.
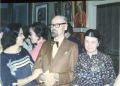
[54,41,59,48]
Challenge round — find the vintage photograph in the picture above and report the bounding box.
[0,2,119,86]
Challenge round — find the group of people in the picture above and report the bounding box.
[0,15,119,86]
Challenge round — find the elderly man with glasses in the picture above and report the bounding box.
[33,15,79,86]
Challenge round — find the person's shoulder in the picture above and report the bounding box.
[44,40,51,44]
[37,41,51,56]
[66,38,74,43]
[42,40,51,47]
[66,38,78,47]
[0,51,10,57]
[68,35,80,43]
[98,51,111,60]
[39,40,51,50]
[68,35,78,40]
[79,51,86,56]
[98,51,109,57]
[0,52,6,57]
[20,47,31,57]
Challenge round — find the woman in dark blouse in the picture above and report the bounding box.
[0,23,37,86]
[71,29,116,86]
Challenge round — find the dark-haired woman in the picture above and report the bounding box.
[71,29,116,86]
[0,23,38,86]
[28,22,48,61]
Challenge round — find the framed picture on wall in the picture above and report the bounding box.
[73,1,86,28]
[35,4,48,25]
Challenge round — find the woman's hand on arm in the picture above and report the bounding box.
[17,68,42,86]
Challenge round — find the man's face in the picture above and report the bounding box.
[50,16,67,39]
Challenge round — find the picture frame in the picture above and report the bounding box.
[35,4,48,25]
[73,1,86,28]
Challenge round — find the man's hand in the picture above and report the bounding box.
[39,73,45,83]
[42,70,59,86]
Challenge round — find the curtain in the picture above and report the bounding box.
[97,3,120,75]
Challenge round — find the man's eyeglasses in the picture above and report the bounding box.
[50,23,67,28]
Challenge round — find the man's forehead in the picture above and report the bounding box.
[52,16,65,23]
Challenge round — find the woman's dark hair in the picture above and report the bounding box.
[22,25,30,39]
[82,29,102,52]
[84,29,101,42]
[1,23,22,50]
[29,22,49,40]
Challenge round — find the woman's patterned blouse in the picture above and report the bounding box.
[71,51,116,86]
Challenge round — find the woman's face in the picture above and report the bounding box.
[16,28,25,46]
[84,36,99,53]
[29,27,39,44]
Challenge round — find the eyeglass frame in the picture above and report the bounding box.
[49,23,67,28]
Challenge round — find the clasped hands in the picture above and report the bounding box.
[39,70,59,86]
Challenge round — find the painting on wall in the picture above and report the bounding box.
[35,4,48,25]
[63,1,73,23]
[73,1,86,28]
